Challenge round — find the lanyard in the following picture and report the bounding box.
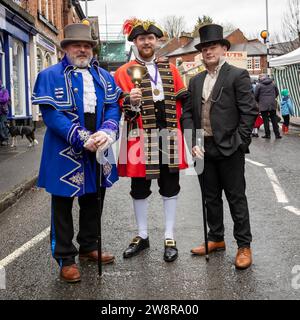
[148,64,159,86]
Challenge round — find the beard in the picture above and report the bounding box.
[139,46,155,60]
[67,53,92,68]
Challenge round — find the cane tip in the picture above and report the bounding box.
[205,255,210,262]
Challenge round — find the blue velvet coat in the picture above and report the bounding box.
[32,56,122,197]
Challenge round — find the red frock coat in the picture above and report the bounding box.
[115,60,188,178]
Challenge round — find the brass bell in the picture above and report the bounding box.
[127,64,147,88]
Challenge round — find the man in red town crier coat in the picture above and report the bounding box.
[114,18,189,263]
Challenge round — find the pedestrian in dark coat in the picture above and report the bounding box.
[254,75,282,139]
[181,24,258,270]
[0,80,10,145]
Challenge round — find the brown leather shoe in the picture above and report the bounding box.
[79,250,115,265]
[235,248,252,270]
[191,241,226,256]
[60,264,81,283]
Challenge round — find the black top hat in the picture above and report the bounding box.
[194,24,231,51]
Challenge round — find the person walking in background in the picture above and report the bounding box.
[254,74,282,140]
[280,89,294,135]
[251,78,262,138]
[0,80,10,146]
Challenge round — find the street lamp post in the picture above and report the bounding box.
[266,0,271,75]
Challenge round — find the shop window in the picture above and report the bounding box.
[12,40,26,117]
[0,36,4,86]
[37,48,43,73]
[44,53,52,68]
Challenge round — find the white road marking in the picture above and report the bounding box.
[245,158,266,167]
[265,168,289,204]
[0,227,50,268]
[284,206,300,216]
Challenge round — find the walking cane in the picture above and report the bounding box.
[96,153,103,277]
[199,172,209,262]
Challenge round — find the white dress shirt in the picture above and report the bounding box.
[202,57,226,102]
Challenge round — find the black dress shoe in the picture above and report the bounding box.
[262,135,271,139]
[276,135,282,139]
[123,236,150,259]
[164,239,178,263]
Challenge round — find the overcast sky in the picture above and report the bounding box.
[81,0,288,40]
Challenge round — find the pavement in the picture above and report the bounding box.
[291,116,300,127]
[0,126,45,214]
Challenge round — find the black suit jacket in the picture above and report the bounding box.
[181,62,258,156]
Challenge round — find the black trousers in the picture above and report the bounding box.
[51,190,106,267]
[261,110,281,137]
[201,137,252,248]
[283,115,290,127]
[131,165,180,200]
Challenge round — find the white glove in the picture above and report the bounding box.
[92,130,114,151]
[84,137,97,153]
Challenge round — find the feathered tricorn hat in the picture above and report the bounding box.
[123,18,164,42]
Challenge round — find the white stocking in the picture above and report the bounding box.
[163,196,178,240]
[133,199,148,239]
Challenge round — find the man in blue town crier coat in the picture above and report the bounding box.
[32,23,122,283]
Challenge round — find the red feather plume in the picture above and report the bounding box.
[122,18,137,35]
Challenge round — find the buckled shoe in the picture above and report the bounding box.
[123,236,150,259]
[164,239,178,263]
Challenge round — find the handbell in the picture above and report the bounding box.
[127,64,147,88]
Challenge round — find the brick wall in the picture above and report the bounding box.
[19,0,82,47]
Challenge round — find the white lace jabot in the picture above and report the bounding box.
[77,68,97,114]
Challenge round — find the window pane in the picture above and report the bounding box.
[247,58,253,70]
[254,57,261,70]
[37,49,43,73]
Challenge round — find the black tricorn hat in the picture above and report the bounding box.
[123,19,164,42]
[128,24,164,41]
[194,24,231,51]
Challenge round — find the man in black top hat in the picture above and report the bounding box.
[181,24,258,270]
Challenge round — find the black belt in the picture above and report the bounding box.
[84,113,96,133]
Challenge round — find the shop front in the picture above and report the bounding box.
[0,3,37,123]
